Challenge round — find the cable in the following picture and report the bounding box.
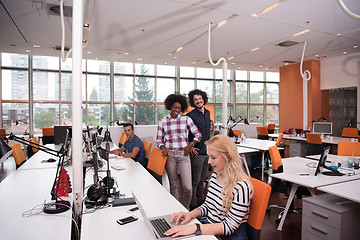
[60,0,73,62]
[207,23,227,67]
[300,41,311,81]
[337,0,360,20]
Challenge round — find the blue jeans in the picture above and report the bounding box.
[200,219,248,240]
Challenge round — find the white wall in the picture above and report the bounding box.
[321,52,360,122]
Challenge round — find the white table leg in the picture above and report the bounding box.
[277,183,299,231]
[240,154,251,176]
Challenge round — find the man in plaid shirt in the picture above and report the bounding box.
[157,94,201,209]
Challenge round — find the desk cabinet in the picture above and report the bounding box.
[289,141,306,157]
[302,193,360,240]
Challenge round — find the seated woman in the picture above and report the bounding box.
[165,135,253,240]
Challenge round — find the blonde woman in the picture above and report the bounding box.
[165,135,253,240]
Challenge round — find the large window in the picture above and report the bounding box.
[1,52,280,133]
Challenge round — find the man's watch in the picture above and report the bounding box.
[195,223,202,236]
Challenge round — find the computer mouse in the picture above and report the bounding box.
[47,158,56,162]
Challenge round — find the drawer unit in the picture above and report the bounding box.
[289,141,306,157]
[302,193,360,240]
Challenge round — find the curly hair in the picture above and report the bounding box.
[164,94,188,112]
[188,89,208,107]
[205,135,250,213]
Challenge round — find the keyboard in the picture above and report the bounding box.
[150,218,171,238]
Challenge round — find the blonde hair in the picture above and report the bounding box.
[205,135,248,212]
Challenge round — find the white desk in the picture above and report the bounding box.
[18,144,63,170]
[270,156,360,231]
[318,179,360,204]
[81,157,215,240]
[282,134,352,145]
[237,138,279,181]
[0,167,73,240]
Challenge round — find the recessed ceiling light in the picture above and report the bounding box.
[87,51,91,54]
[124,52,129,55]
[343,51,347,54]
[227,56,234,60]
[250,47,259,52]
[174,56,177,59]
[259,65,263,67]
[33,44,40,48]
[25,50,30,53]
[237,67,241,69]
[315,54,319,57]
[337,33,342,36]
[265,68,268,70]
[285,63,289,65]
[164,62,167,65]
[354,45,358,49]
[230,62,235,65]
[192,62,195,64]
[175,46,183,53]
[252,0,283,17]
[293,29,310,37]
[83,23,90,29]
[136,58,142,61]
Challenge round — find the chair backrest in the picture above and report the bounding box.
[267,124,276,134]
[29,137,39,153]
[227,130,242,137]
[337,142,360,156]
[256,126,269,140]
[306,133,322,144]
[119,132,127,146]
[147,148,167,176]
[342,127,359,138]
[268,146,283,172]
[0,128,6,138]
[275,133,284,147]
[143,140,153,159]
[42,127,54,136]
[246,177,271,240]
[11,143,26,169]
[42,127,55,144]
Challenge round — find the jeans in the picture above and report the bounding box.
[200,219,248,240]
[165,151,192,209]
[190,154,209,208]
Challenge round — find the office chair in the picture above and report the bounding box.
[27,137,39,158]
[11,143,27,169]
[246,177,271,240]
[256,126,269,140]
[267,124,276,134]
[341,127,359,138]
[42,127,54,144]
[118,132,127,147]
[146,148,167,184]
[267,146,310,224]
[227,130,242,137]
[275,133,285,157]
[305,133,324,155]
[337,142,360,156]
[0,128,6,139]
[142,140,153,167]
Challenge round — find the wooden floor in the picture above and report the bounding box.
[0,158,302,240]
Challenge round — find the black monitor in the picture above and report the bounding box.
[54,126,72,145]
[295,128,303,135]
[315,146,342,176]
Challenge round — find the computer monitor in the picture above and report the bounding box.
[312,122,332,135]
[315,146,342,176]
[54,126,72,145]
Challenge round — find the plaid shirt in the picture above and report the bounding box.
[157,114,201,151]
[187,107,211,155]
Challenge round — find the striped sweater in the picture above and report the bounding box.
[197,172,253,236]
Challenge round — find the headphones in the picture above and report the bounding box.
[87,183,105,201]
[101,176,115,189]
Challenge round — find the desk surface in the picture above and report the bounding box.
[81,157,215,240]
[282,134,352,144]
[0,167,72,240]
[237,146,259,154]
[18,144,63,170]
[318,179,360,203]
[236,138,277,151]
[270,157,360,188]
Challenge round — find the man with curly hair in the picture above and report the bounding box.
[157,93,202,209]
[187,89,211,210]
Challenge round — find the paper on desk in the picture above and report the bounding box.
[111,165,126,171]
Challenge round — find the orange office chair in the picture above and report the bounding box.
[147,148,167,184]
[256,126,269,140]
[0,128,6,138]
[143,140,153,166]
[227,130,242,137]
[341,127,359,138]
[118,132,127,147]
[246,177,271,240]
[42,127,54,144]
[337,142,360,156]
[27,137,39,158]
[11,143,27,169]
[275,133,284,147]
[305,133,324,155]
[267,124,276,134]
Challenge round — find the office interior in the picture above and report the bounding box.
[0,1,359,240]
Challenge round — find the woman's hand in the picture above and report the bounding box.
[164,224,197,238]
[169,211,192,225]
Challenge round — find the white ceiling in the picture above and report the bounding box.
[0,0,359,71]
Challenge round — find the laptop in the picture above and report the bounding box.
[132,192,195,240]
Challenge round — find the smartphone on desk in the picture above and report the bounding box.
[117,215,138,225]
